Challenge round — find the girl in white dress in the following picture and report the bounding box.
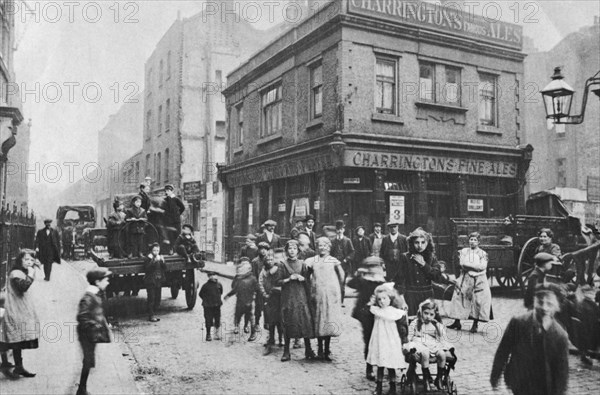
[366,284,408,395]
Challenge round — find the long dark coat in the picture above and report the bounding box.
[162,196,185,226]
[35,227,61,264]
[352,236,372,269]
[380,234,408,281]
[491,312,569,395]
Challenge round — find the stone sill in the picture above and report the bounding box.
[415,101,468,113]
[256,133,283,146]
[305,118,323,130]
[371,113,404,125]
[476,126,502,135]
[233,147,243,155]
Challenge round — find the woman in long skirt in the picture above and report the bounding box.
[446,232,492,333]
[305,237,344,361]
[278,240,315,361]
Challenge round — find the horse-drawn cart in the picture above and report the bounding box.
[450,192,600,292]
[89,250,203,309]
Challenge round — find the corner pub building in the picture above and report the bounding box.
[219,0,533,265]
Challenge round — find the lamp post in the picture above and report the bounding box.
[541,67,600,124]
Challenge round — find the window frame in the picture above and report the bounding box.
[478,73,498,127]
[157,105,163,136]
[165,99,170,133]
[260,82,283,138]
[375,57,397,115]
[236,103,244,147]
[164,148,169,183]
[157,152,162,185]
[309,62,323,119]
[419,62,435,103]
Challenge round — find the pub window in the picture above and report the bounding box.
[165,99,170,132]
[479,73,497,126]
[419,63,434,102]
[261,83,282,137]
[375,58,396,114]
[158,105,163,135]
[310,62,323,118]
[164,148,170,183]
[237,104,244,147]
[557,158,566,187]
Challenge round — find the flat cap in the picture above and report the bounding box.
[304,214,315,222]
[264,219,277,226]
[257,241,271,250]
[387,220,401,227]
[86,268,112,284]
[164,184,174,191]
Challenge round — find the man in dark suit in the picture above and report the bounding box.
[161,184,185,254]
[379,221,408,282]
[256,219,283,250]
[303,214,317,251]
[331,220,354,306]
[491,283,569,395]
[35,219,62,281]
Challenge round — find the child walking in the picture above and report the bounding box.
[144,243,167,322]
[76,268,112,395]
[224,258,259,341]
[199,271,223,341]
[404,299,451,391]
[366,284,408,395]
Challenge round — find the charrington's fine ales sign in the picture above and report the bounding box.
[347,0,522,50]
[345,149,518,178]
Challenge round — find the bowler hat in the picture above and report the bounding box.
[86,268,112,284]
[335,220,345,229]
[534,252,561,266]
[164,184,174,191]
[264,219,277,227]
[387,220,400,227]
[182,224,194,232]
[304,214,315,222]
[43,219,52,224]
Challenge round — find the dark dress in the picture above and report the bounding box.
[278,258,314,339]
[393,252,442,315]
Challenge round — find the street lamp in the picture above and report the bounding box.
[541,67,600,124]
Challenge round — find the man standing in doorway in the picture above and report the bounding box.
[331,220,354,307]
[257,219,283,250]
[35,219,61,281]
[161,184,185,254]
[380,221,407,282]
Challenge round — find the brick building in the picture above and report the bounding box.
[141,11,271,261]
[220,0,533,264]
[524,17,600,226]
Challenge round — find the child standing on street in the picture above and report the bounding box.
[259,250,283,354]
[0,293,13,370]
[126,195,148,258]
[224,258,259,341]
[404,299,451,391]
[144,243,167,322]
[199,271,223,341]
[367,284,408,395]
[76,268,112,395]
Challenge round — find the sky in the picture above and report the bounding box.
[10,0,600,197]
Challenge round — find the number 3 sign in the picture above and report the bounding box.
[389,196,405,224]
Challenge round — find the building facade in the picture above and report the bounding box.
[524,17,600,227]
[142,11,270,261]
[220,0,532,265]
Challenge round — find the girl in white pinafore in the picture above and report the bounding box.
[366,284,408,395]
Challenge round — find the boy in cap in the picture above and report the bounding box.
[524,252,562,309]
[331,220,354,306]
[125,195,148,258]
[161,184,185,254]
[199,271,223,341]
[251,242,271,332]
[224,258,259,341]
[257,219,283,249]
[491,283,569,395]
[241,234,259,261]
[76,268,112,395]
[175,224,201,263]
[145,243,167,322]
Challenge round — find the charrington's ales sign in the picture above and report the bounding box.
[348,0,522,50]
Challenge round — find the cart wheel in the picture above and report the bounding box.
[171,285,180,299]
[185,269,199,310]
[518,237,540,296]
[494,268,519,288]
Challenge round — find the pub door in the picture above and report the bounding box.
[329,193,372,237]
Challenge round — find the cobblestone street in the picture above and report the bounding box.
[84,261,600,395]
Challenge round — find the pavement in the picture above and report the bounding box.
[3,259,599,395]
[0,261,139,395]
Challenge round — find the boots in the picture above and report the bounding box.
[433,371,445,390]
[447,319,462,330]
[387,381,397,395]
[375,381,383,395]
[304,339,316,360]
[248,326,257,342]
[366,363,375,381]
[470,320,479,333]
[206,331,212,342]
[213,327,221,341]
[12,366,36,378]
[422,368,433,391]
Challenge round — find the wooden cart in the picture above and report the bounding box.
[89,250,203,309]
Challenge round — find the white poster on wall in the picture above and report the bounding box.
[389,195,405,224]
[248,203,253,226]
[467,199,484,212]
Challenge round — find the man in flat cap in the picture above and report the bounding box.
[331,220,354,306]
[160,184,185,254]
[35,219,61,281]
[257,219,283,250]
[524,252,562,309]
[380,221,408,282]
[369,222,384,257]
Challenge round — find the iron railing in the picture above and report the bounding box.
[0,207,36,291]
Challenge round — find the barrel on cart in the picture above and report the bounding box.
[89,250,203,309]
[450,192,599,293]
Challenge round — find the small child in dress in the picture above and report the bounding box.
[199,271,223,341]
[366,284,408,395]
[404,299,452,390]
[224,257,259,341]
[0,292,13,369]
